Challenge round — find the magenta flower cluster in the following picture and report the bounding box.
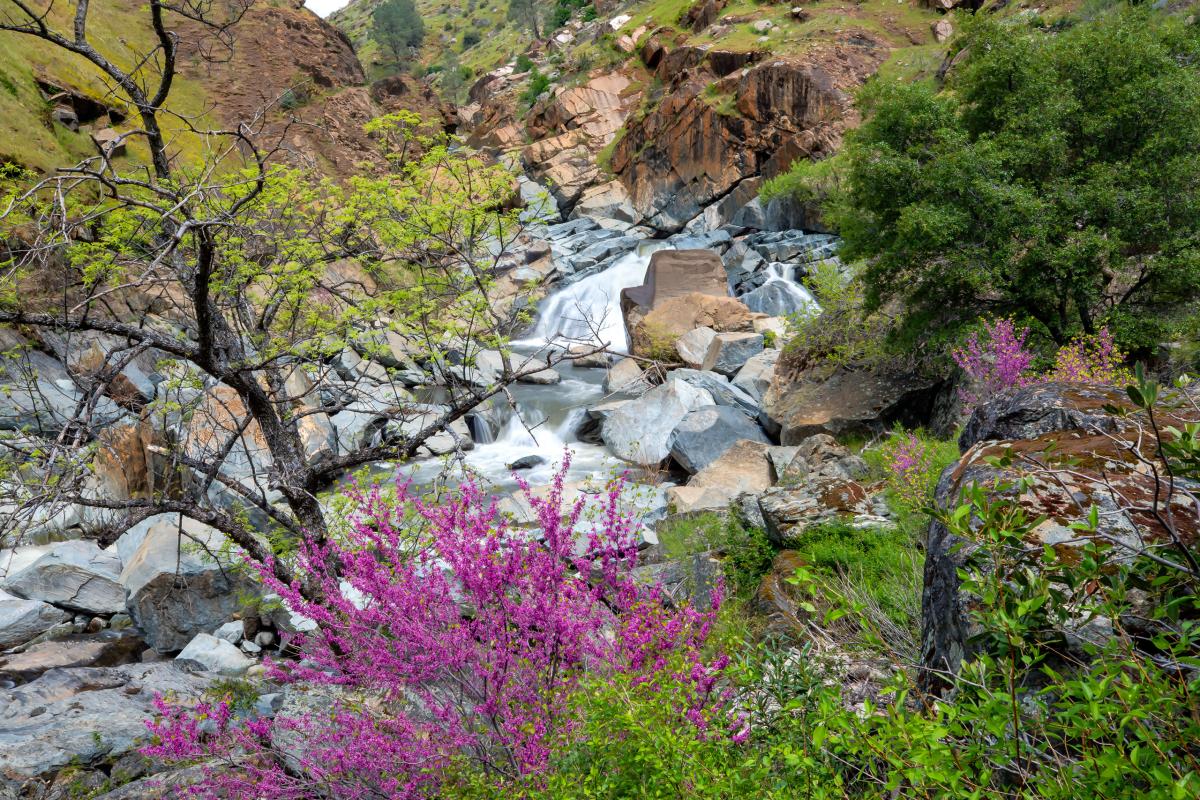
[880,432,935,512]
[951,318,1035,407]
[953,319,1132,409]
[142,455,729,798]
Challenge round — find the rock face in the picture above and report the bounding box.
[758,477,874,545]
[763,355,947,442]
[118,516,256,652]
[0,663,211,786]
[611,42,890,231]
[0,590,71,650]
[668,406,770,474]
[2,540,125,615]
[601,378,714,464]
[920,383,1200,694]
[176,632,254,676]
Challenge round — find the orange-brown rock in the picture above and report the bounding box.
[174,5,451,177]
[612,36,890,231]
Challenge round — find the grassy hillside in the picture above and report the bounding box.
[0,0,213,173]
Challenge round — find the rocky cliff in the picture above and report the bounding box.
[0,0,452,177]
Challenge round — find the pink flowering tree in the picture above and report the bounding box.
[952,320,1133,410]
[951,318,1036,406]
[143,455,729,797]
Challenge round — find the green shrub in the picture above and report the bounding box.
[520,67,551,108]
[514,54,535,73]
[656,511,774,598]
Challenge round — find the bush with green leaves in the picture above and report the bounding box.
[520,68,552,108]
[783,7,1200,354]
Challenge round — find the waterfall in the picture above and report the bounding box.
[762,262,820,312]
[519,241,671,354]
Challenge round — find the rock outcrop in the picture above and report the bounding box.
[763,352,948,442]
[611,38,890,231]
[920,383,1200,693]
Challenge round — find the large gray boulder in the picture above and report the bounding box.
[0,590,71,650]
[667,368,760,418]
[2,540,124,615]
[669,406,770,474]
[701,332,764,376]
[601,378,714,464]
[675,326,717,369]
[0,663,211,786]
[118,517,255,653]
[732,348,780,402]
[176,632,254,676]
[0,343,123,434]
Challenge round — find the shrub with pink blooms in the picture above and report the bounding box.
[878,431,940,514]
[1048,328,1134,386]
[142,457,730,798]
[950,318,1036,407]
[953,319,1133,410]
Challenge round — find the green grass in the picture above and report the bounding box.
[785,520,921,636]
[656,511,775,598]
[0,0,217,172]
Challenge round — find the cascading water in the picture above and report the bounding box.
[761,262,820,312]
[520,241,672,354]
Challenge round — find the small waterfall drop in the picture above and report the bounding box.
[520,241,671,354]
[762,262,820,312]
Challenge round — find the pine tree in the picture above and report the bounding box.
[373,0,425,61]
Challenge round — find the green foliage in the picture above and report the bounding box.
[786,260,893,371]
[462,29,482,49]
[514,53,535,73]
[520,67,552,107]
[656,511,774,598]
[372,0,425,60]
[785,520,920,632]
[824,7,1200,353]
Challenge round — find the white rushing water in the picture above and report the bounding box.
[519,241,672,354]
[760,262,820,314]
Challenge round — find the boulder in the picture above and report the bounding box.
[0,663,211,783]
[758,477,874,545]
[0,590,70,650]
[575,398,629,444]
[603,358,649,396]
[702,332,764,376]
[118,517,255,653]
[733,348,780,401]
[0,343,123,434]
[632,293,754,358]
[517,366,562,385]
[176,633,254,676]
[958,382,1123,451]
[666,368,760,418]
[763,359,947,443]
[675,326,717,368]
[920,383,1200,694]
[2,540,125,615]
[691,439,774,490]
[0,631,143,682]
[669,406,770,473]
[621,250,728,320]
[507,455,546,471]
[601,378,714,465]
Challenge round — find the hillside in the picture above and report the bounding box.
[0,0,450,177]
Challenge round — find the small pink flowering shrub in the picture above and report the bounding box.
[953,320,1133,410]
[143,457,728,798]
[1048,328,1134,386]
[879,431,938,513]
[951,318,1036,406]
